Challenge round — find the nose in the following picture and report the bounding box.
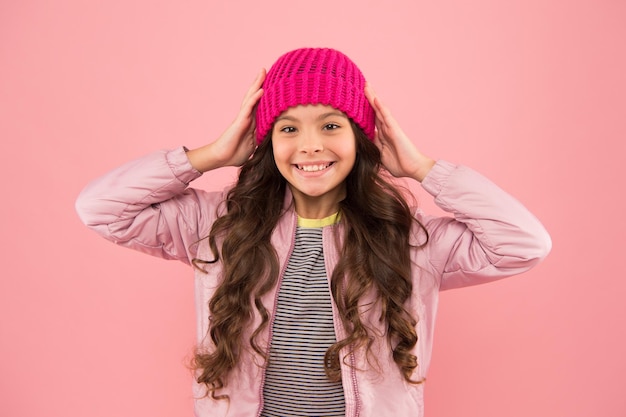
[299,130,324,154]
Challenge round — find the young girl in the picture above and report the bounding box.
[76,47,551,417]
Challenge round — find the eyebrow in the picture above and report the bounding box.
[274,111,348,123]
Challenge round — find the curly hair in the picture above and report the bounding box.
[191,121,428,399]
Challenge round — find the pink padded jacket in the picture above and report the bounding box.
[75,147,551,417]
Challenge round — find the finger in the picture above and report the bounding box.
[241,68,266,106]
[248,68,266,95]
[365,83,376,107]
[248,116,257,136]
[373,120,385,150]
[375,116,386,141]
[373,130,384,154]
[239,87,264,119]
[366,85,384,121]
[374,116,382,135]
[370,96,394,138]
[372,95,394,126]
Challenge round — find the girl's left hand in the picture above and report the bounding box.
[365,84,436,182]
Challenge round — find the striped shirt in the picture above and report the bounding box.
[261,214,345,417]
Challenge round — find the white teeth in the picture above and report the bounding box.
[298,163,330,172]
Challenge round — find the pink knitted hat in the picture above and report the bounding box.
[255,48,375,144]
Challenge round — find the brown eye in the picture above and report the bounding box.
[323,123,339,130]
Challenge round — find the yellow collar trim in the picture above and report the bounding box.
[297,212,340,228]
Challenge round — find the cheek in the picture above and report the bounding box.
[338,137,357,160]
[271,140,283,158]
[271,141,292,170]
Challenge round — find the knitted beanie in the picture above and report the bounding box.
[255,48,375,144]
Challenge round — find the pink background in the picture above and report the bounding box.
[1,0,624,416]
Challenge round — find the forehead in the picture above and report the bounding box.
[277,104,348,120]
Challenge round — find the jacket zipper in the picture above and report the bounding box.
[255,212,298,417]
[349,350,360,417]
[325,225,360,417]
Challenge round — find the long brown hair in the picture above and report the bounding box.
[192,122,428,398]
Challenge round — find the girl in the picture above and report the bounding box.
[76,47,551,417]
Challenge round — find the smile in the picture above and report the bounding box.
[296,162,334,172]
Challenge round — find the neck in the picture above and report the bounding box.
[287,182,347,219]
[291,194,342,219]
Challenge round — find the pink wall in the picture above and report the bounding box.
[1,0,624,416]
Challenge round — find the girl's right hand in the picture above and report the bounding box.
[187,69,266,172]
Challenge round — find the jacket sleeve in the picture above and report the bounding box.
[416,160,552,290]
[75,147,221,265]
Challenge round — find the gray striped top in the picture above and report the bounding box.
[261,219,346,417]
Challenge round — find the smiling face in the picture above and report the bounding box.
[271,104,357,219]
